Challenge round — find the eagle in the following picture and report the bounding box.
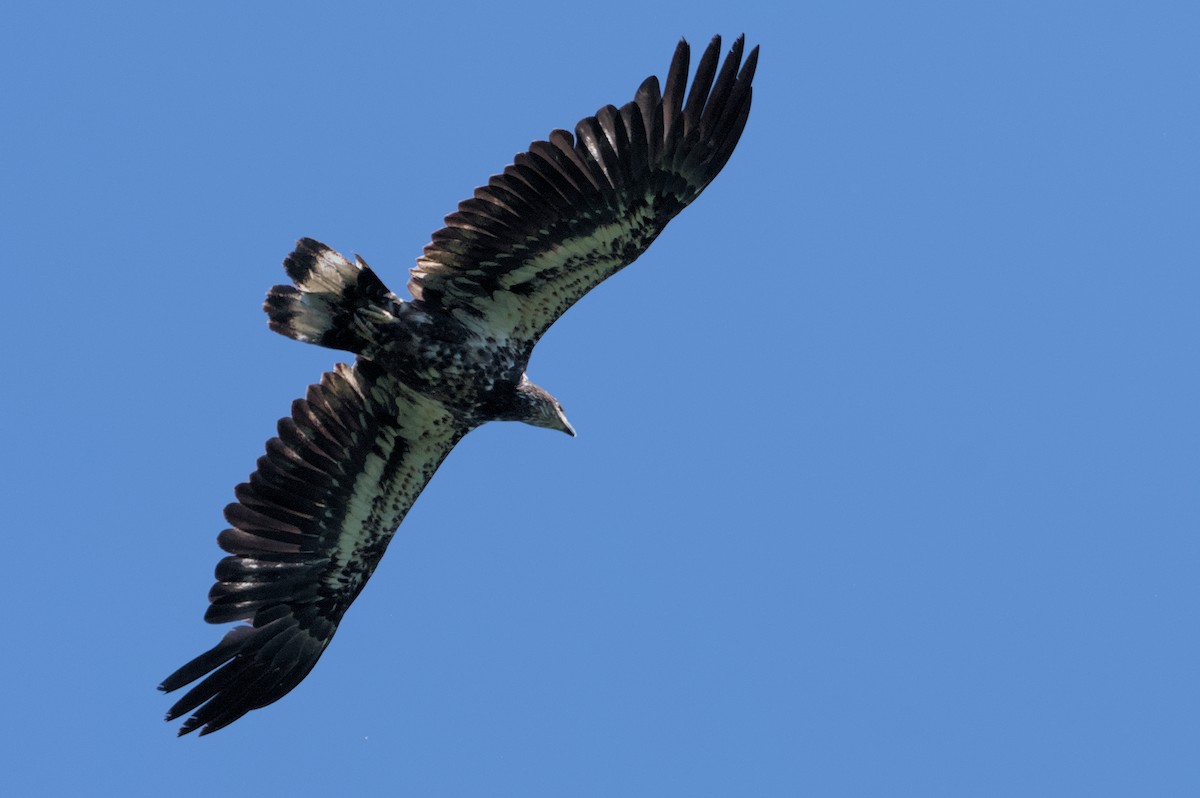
[160,34,759,736]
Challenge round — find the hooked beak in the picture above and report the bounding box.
[557,409,576,438]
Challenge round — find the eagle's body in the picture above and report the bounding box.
[161,34,758,736]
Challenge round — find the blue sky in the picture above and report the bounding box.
[3,1,1197,795]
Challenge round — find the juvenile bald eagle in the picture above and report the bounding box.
[161,34,758,736]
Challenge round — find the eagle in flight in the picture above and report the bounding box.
[161,34,759,736]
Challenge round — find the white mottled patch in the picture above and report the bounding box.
[481,207,657,339]
[330,440,391,582]
[303,248,358,294]
[323,376,463,590]
[412,198,662,348]
[455,292,524,336]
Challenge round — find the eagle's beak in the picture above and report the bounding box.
[557,410,576,437]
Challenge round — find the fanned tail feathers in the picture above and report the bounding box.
[265,237,401,356]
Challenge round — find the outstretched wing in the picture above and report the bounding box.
[408,35,758,356]
[160,361,468,736]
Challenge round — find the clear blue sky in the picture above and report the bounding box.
[3,1,1197,795]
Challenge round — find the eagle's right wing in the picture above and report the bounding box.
[407,35,758,357]
[160,360,468,736]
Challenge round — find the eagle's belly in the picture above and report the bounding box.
[414,337,523,404]
[373,312,524,421]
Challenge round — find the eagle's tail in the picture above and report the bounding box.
[264,238,401,356]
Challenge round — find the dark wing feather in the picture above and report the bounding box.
[408,35,758,355]
[160,361,468,736]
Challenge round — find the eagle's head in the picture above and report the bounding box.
[515,375,576,437]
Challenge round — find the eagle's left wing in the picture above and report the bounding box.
[160,361,468,735]
[407,35,758,356]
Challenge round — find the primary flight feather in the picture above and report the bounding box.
[161,34,759,736]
